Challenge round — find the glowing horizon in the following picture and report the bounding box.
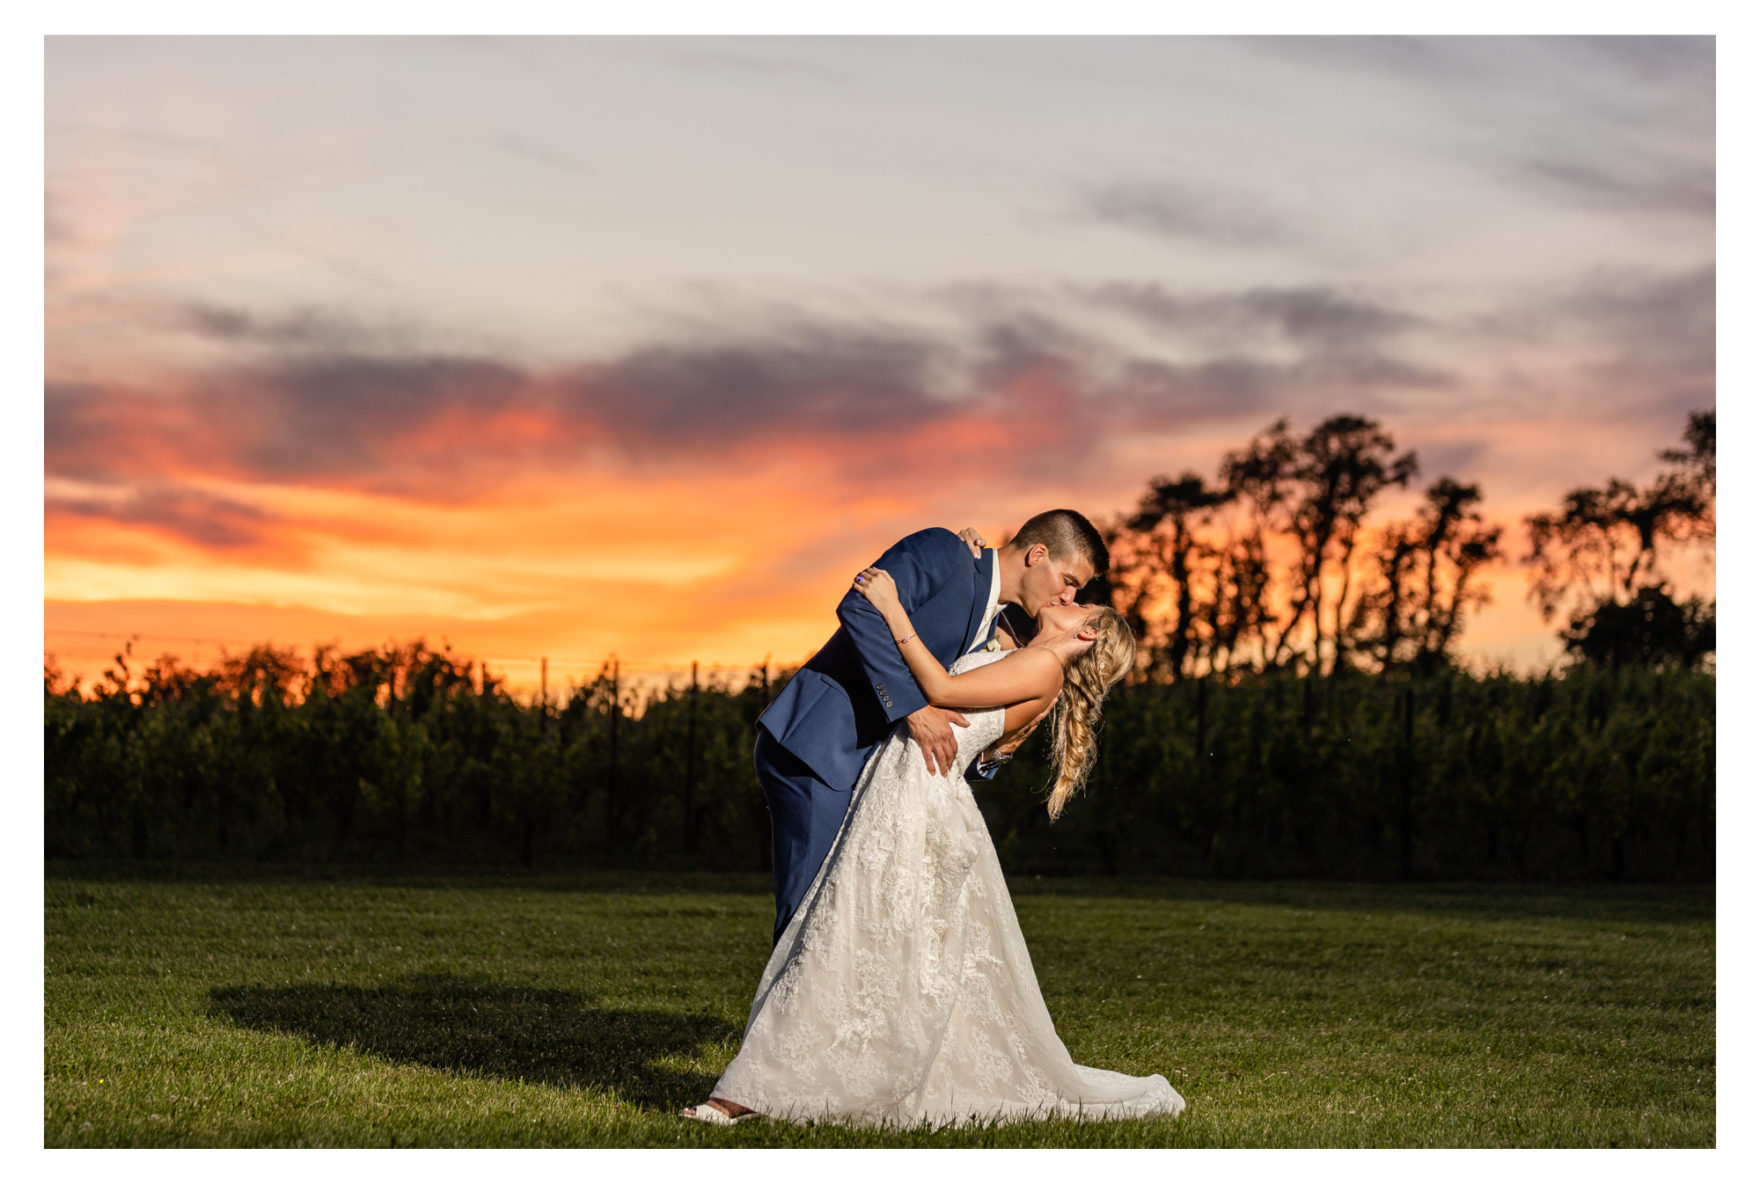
[45,37,1715,695]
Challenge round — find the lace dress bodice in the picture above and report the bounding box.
[937,648,1013,770]
[711,647,1183,1128]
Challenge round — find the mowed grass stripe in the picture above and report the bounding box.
[44,868,1713,1147]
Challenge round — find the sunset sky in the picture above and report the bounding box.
[43,35,1716,695]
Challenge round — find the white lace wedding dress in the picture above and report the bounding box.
[712,650,1185,1129]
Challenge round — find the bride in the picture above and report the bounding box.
[682,564,1186,1129]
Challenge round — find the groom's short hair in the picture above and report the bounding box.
[1010,509,1109,580]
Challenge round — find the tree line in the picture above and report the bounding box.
[43,644,1711,881]
[43,409,1714,880]
[1099,408,1713,680]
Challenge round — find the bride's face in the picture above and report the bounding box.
[1034,602,1099,640]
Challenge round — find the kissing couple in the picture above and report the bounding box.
[683,509,1186,1130]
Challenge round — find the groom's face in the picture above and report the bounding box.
[1021,546,1095,615]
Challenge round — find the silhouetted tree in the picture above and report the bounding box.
[1236,415,1417,675]
[1525,477,1704,620]
[1109,472,1232,680]
[1525,409,1715,665]
[1660,408,1716,542]
[1562,586,1715,670]
[1217,417,1300,671]
[1106,415,1473,679]
[1525,410,1714,623]
[1662,409,1715,494]
[1351,477,1503,674]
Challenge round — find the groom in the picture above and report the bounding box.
[753,508,1109,945]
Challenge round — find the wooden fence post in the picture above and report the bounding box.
[757,656,773,873]
[1195,675,1209,759]
[477,660,493,825]
[684,659,699,853]
[1399,685,1415,881]
[606,656,620,843]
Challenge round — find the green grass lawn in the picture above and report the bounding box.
[44,864,1714,1147]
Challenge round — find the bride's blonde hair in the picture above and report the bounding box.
[1045,605,1135,822]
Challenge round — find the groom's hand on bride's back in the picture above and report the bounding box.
[906,705,970,776]
[993,696,1054,761]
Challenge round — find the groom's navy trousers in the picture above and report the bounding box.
[754,528,1000,945]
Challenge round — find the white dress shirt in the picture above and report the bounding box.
[966,551,1003,655]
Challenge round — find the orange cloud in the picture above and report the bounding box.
[43,279,1715,696]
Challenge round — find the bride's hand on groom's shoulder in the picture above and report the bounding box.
[852,566,899,610]
[957,527,985,557]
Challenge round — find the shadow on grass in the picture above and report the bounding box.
[208,973,738,1111]
[48,858,774,897]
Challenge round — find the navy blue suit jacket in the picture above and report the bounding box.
[757,528,1001,792]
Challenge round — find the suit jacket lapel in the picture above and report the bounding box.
[964,547,996,655]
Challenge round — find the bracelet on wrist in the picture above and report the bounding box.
[896,632,917,646]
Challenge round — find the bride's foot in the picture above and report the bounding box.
[680,1097,759,1125]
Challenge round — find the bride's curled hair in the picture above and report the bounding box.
[1045,606,1136,822]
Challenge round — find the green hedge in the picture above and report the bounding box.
[44,649,1713,881]
[976,668,1714,882]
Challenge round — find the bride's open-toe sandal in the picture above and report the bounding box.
[680,1102,759,1126]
